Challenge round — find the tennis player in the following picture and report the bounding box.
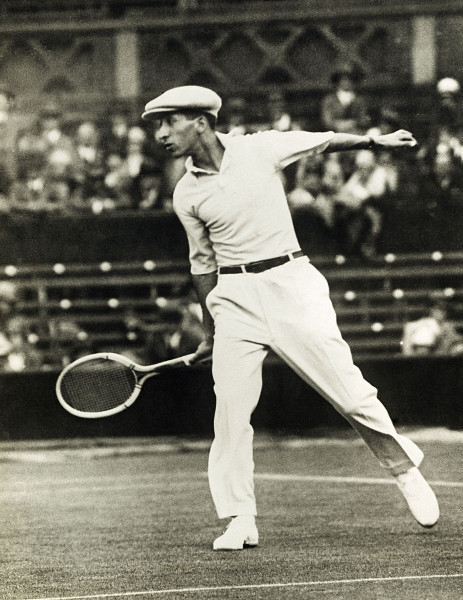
[142,86,439,550]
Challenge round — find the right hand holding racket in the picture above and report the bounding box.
[189,337,213,365]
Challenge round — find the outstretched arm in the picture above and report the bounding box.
[324,129,418,153]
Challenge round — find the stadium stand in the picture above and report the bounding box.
[1,250,462,369]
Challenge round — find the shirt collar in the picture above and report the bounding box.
[185,131,230,174]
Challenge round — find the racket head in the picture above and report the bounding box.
[56,352,142,419]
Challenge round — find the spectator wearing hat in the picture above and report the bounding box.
[220,96,251,137]
[265,90,302,191]
[420,77,463,172]
[321,63,370,135]
[321,63,371,183]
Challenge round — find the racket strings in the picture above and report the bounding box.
[59,358,138,413]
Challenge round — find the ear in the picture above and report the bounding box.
[194,115,208,133]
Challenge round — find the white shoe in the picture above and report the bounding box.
[213,516,259,551]
[394,467,439,528]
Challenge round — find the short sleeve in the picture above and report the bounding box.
[254,130,335,169]
[174,198,217,275]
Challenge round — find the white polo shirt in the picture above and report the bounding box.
[173,130,334,274]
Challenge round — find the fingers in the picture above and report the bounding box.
[396,129,418,147]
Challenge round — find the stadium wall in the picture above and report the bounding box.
[1,355,462,440]
[0,1,462,134]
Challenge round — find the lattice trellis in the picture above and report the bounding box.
[140,18,411,97]
[0,34,113,102]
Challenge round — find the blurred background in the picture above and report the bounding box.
[0,0,463,439]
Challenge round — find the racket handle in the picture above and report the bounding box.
[156,353,197,371]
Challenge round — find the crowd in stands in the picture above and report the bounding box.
[1,66,463,371]
[1,65,462,260]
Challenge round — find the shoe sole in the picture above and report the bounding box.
[213,537,259,551]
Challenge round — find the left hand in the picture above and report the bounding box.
[375,129,418,149]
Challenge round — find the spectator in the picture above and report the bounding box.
[125,126,164,209]
[9,156,58,213]
[221,96,250,136]
[47,317,90,367]
[167,299,204,357]
[70,120,107,211]
[102,152,134,210]
[402,299,463,356]
[321,63,370,135]
[101,106,131,158]
[0,281,42,372]
[0,85,19,201]
[367,106,402,193]
[434,77,462,137]
[266,89,301,191]
[418,148,463,211]
[289,155,345,251]
[335,149,391,257]
[420,78,463,169]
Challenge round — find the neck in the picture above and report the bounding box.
[192,132,224,172]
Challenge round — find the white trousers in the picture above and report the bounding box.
[206,256,423,519]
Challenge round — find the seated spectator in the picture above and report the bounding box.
[4,315,43,372]
[289,155,342,231]
[220,96,250,136]
[418,148,463,212]
[125,126,164,209]
[434,77,462,139]
[321,63,370,135]
[47,317,90,367]
[419,77,463,170]
[402,299,463,356]
[101,106,131,158]
[289,155,345,251]
[102,152,133,210]
[335,149,391,258]
[0,281,43,372]
[366,106,402,194]
[266,89,301,133]
[0,85,21,202]
[137,165,165,211]
[70,120,107,210]
[167,299,204,357]
[10,152,69,213]
[265,90,301,191]
[321,62,370,181]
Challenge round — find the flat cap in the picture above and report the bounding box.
[142,85,222,120]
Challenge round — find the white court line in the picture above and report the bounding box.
[255,473,463,487]
[3,473,463,499]
[21,573,463,600]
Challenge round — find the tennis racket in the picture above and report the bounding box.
[56,352,198,419]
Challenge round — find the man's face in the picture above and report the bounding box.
[154,113,199,158]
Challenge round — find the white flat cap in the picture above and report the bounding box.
[142,85,222,120]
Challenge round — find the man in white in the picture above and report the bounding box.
[142,86,439,550]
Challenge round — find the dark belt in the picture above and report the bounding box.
[218,250,305,274]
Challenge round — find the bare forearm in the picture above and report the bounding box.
[324,133,373,153]
[324,129,418,153]
[192,271,217,340]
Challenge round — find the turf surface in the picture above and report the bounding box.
[1,431,462,599]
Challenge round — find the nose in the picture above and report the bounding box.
[155,121,169,142]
